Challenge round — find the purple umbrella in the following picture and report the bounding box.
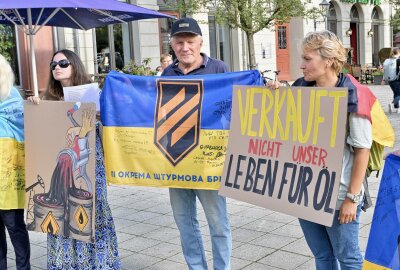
[0,0,174,96]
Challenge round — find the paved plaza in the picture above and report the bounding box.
[6,84,400,270]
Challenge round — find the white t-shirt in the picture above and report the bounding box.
[335,112,372,209]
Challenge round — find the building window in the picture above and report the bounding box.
[371,7,381,67]
[0,25,20,85]
[327,3,337,35]
[208,15,232,69]
[278,26,287,49]
[158,11,179,57]
[95,24,128,73]
[371,7,379,20]
[350,6,359,22]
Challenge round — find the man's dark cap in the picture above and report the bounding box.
[171,17,202,37]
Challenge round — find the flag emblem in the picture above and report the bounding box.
[154,80,203,165]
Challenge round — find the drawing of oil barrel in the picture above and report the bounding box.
[68,189,93,242]
[33,193,64,235]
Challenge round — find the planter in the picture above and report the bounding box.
[373,75,383,85]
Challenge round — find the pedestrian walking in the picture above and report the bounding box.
[162,17,232,270]
[382,47,400,112]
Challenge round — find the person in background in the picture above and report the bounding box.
[0,54,30,270]
[155,66,163,75]
[157,53,173,76]
[382,47,400,112]
[28,49,121,270]
[292,30,372,270]
[161,17,231,270]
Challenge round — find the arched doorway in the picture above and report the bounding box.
[371,7,381,66]
[327,3,337,34]
[350,5,360,65]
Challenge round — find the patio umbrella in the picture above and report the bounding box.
[0,0,174,96]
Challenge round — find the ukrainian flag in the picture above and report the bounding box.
[363,154,400,270]
[101,70,262,189]
[0,87,25,209]
[347,75,395,149]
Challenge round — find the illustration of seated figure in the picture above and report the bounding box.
[44,108,94,207]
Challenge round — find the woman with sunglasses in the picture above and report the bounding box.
[28,49,121,269]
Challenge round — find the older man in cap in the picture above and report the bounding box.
[162,17,232,270]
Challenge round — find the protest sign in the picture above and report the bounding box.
[25,101,96,242]
[219,85,348,226]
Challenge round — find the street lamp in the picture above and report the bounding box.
[314,0,331,31]
[319,0,330,29]
[319,0,330,16]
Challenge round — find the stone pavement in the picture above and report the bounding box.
[6,84,400,270]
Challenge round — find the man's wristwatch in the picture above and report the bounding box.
[346,192,362,204]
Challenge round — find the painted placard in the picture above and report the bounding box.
[25,101,96,242]
[219,86,348,226]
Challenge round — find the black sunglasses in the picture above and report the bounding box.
[50,59,71,70]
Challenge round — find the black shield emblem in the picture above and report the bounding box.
[154,80,204,166]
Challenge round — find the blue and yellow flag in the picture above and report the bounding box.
[363,154,400,270]
[0,87,25,209]
[100,70,263,189]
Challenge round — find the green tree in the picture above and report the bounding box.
[162,0,208,17]
[389,0,400,28]
[163,0,308,69]
[0,25,15,61]
[212,0,308,69]
[391,10,400,29]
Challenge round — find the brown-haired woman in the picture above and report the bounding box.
[28,49,121,269]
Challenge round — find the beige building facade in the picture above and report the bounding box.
[3,0,395,93]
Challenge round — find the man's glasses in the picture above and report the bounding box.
[50,59,71,70]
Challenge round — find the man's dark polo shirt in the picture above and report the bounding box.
[161,53,229,76]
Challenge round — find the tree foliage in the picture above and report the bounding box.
[212,0,307,34]
[391,9,400,29]
[0,25,15,61]
[212,0,309,68]
[122,58,156,76]
[164,0,309,69]
[161,0,208,16]
[389,0,400,28]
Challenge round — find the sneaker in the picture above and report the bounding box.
[389,103,393,114]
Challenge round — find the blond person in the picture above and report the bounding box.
[292,31,372,270]
[0,54,30,270]
[156,53,173,76]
